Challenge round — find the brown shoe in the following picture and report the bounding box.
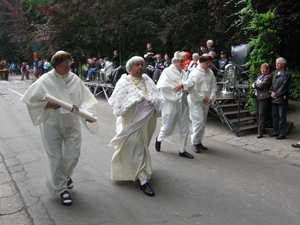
[291,143,300,148]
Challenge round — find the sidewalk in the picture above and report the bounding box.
[205,101,300,166]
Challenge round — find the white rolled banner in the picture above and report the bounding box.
[43,93,97,122]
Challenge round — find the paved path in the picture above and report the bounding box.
[1,74,300,224]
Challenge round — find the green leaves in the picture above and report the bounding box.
[290,70,300,101]
[233,0,279,114]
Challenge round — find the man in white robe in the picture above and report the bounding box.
[108,56,164,197]
[155,51,194,159]
[187,55,217,153]
[21,51,98,206]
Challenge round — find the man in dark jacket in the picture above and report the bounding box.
[111,50,120,69]
[208,51,219,77]
[143,43,155,79]
[269,57,291,140]
[218,51,228,77]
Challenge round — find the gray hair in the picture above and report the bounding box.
[126,56,145,73]
[171,51,186,63]
[276,57,287,66]
[207,40,214,46]
[192,53,200,59]
[208,51,216,58]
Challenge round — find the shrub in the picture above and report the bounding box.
[289,69,300,102]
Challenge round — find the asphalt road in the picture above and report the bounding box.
[1,80,300,225]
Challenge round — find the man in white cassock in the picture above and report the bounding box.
[187,54,217,153]
[155,51,194,159]
[108,56,164,197]
[21,51,98,206]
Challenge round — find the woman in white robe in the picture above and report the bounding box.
[108,56,164,197]
[21,51,98,206]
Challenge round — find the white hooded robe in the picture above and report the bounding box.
[21,69,98,195]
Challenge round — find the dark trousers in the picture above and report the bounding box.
[271,103,287,137]
[255,98,270,135]
[145,62,154,79]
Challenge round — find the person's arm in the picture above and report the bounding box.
[275,70,291,97]
[208,76,217,104]
[254,75,272,90]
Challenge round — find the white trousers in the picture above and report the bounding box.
[40,110,81,195]
[188,99,210,145]
[158,97,189,151]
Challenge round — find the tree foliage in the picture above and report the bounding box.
[231,1,272,114]
[0,0,300,73]
[0,0,33,61]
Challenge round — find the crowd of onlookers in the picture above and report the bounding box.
[0,59,51,81]
[142,40,232,85]
[2,39,230,84]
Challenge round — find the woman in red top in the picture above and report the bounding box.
[183,51,191,72]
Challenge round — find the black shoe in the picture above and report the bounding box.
[155,137,161,152]
[60,191,72,206]
[269,133,279,137]
[276,135,286,140]
[179,151,194,159]
[257,134,263,139]
[193,145,201,153]
[67,177,73,189]
[140,183,155,197]
[199,143,208,150]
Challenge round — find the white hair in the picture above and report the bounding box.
[276,57,286,66]
[192,53,200,58]
[208,51,216,58]
[171,51,186,63]
[207,40,214,46]
[126,56,145,73]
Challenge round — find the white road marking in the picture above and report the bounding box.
[8,88,23,97]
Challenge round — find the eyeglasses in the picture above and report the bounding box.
[61,61,72,66]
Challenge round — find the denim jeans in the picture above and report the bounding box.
[271,103,287,136]
[87,68,95,80]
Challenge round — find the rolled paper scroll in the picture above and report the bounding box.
[43,93,97,122]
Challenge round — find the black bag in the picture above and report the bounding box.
[251,90,256,98]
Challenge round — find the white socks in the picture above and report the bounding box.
[140,180,147,186]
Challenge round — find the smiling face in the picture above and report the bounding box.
[260,66,269,75]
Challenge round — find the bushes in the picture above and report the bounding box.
[232,0,279,114]
[289,69,300,102]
